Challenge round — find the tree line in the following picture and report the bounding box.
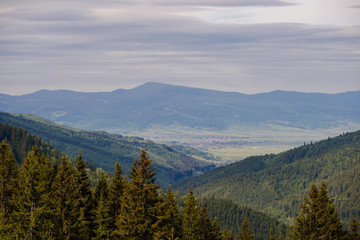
[0,140,254,239]
[1,140,359,239]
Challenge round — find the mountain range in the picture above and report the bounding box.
[1,82,359,133]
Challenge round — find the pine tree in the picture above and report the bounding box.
[93,170,110,239]
[107,161,124,236]
[13,147,54,239]
[182,189,200,240]
[51,154,76,239]
[198,206,218,240]
[239,218,254,240]
[211,218,222,240]
[72,151,94,240]
[115,149,160,240]
[0,141,18,239]
[222,230,235,240]
[291,182,346,240]
[153,185,183,240]
[349,217,359,240]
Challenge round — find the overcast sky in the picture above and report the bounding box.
[1,0,359,95]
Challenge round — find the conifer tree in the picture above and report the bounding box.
[198,206,218,240]
[153,185,183,240]
[239,218,254,240]
[349,217,359,240]
[291,182,346,240]
[211,219,222,240]
[14,147,54,239]
[222,230,235,240]
[115,149,160,240]
[182,189,200,240]
[107,161,124,236]
[0,141,18,239]
[72,151,94,240]
[93,170,110,239]
[51,154,76,239]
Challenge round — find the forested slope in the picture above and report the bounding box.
[0,112,215,186]
[175,130,360,225]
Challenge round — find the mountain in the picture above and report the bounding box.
[174,130,360,226]
[1,82,359,132]
[0,112,215,186]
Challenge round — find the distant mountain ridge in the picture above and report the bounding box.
[1,82,359,131]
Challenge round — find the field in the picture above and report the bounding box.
[109,122,360,164]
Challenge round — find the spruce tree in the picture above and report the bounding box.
[198,206,219,240]
[349,217,359,240]
[239,218,254,240]
[13,147,54,239]
[107,161,124,236]
[93,170,110,239]
[153,185,183,240]
[51,154,76,239]
[211,219,222,240]
[222,230,235,240]
[182,189,200,240]
[72,151,94,240]
[115,149,160,240]
[291,182,346,240]
[0,141,18,239]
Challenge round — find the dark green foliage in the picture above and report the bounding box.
[349,217,359,240]
[199,197,289,239]
[176,130,360,225]
[153,186,183,239]
[291,183,347,240]
[93,171,110,239]
[182,189,201,240]
[3,124,360,240]
[0,112,214,186]
[0,141,18,239]
[115,149,161,240]
[239,218,254,240]
[0,123,61,164]
[107,162,124,236]
[73,152,95,240]
[14,147,54,239]
[51,154,76,239]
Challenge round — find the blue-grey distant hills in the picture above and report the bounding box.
[1,82,359,131]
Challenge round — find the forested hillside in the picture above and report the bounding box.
[175,130,360,226]
[0,112,215,186]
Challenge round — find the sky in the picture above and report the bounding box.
[0,0,359,95]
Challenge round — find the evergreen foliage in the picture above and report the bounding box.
[1,127,359,240]
[51,154,76,239]
[239,218,254,240]
[14,147,54,239]
[0,113,214,186]
[182,189,201,240]
[73,152,95,239]
[115,149,161,239]
[176,130,360,225]
[291,183,347,240]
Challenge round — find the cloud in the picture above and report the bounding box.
[0,0,359,95]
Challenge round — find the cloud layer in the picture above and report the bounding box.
[0,0,359,95]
